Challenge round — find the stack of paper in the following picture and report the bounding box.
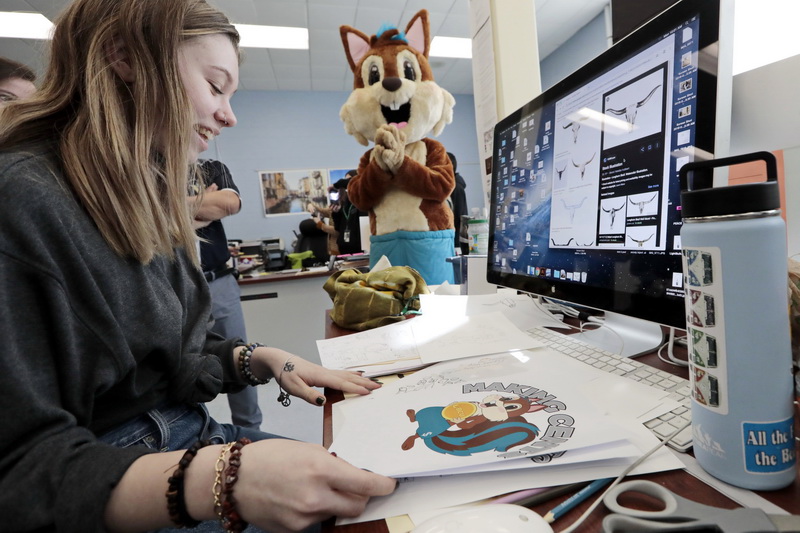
[319,292,685,526]
[316,310,541,377]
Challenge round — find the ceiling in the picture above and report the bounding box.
[1,0,609,95]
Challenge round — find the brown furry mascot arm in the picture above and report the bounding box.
[349,139,454,206]
[393,138,454,201]
[347,149,387,211]
[349,138,455,232]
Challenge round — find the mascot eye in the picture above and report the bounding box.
[403,60,416,81]
[368,64,381,86]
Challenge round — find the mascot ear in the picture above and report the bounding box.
[432,88,456,137]
[404,9,431,57]
[340,26,372,72]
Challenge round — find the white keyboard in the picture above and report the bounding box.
[527,327,693,452]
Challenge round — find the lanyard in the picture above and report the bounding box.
[343,203,354,221]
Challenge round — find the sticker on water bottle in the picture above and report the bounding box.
[743,417,796,473]
[690,329,718,368]
[682,246,728,415]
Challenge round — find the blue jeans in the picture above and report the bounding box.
[97,402,319,533]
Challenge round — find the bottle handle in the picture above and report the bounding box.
[680,151,777,193]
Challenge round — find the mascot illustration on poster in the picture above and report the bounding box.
[339,10,457,285]
[402,393,548,456]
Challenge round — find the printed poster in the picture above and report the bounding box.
[259,168,329,216]
[330,350,639,477]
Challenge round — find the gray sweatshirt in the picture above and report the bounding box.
[0,144,243,532]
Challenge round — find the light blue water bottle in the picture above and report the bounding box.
[680,152,796,490]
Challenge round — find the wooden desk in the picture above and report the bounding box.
[321,316,800,532]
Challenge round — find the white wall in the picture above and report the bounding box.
[539,12,608,91]
[784,147,800,257]
[729,54,800,256]
[729,54,800,156]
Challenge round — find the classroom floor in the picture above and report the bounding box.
[205,381,323,443]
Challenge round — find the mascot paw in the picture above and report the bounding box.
[375,124,406,173]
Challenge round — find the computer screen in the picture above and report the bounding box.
[487,0,733,340]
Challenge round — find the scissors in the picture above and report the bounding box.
[602,480,800,532]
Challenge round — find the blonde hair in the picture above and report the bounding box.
[0,0,239,265]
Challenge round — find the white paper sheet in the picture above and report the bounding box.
[316,309,544,375]
[419,290,570,331]
[336,418,683,525]
[413,311,543,364]
[329,350,659,478]
[333,348,679,441]
[316,319,420,372]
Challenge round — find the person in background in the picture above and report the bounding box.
[308,169,365,256]
[189,159,263,429]
[332,170,366,255]
[308,184,341,257]
[447,152,468,252]
[0,1,395,532]
[0,56,36,105]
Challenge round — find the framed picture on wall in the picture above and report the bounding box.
[259,168,330,217]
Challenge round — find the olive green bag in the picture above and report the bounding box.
[322,266,429,331]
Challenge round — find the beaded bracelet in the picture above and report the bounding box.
[166,439,211,528]
[220,438,252,533]
[238,343,270,386]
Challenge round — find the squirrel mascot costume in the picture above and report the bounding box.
[339,9,457,285]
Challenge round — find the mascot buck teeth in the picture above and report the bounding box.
[339,9,457,285]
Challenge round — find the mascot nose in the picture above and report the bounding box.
[382,77,403,92]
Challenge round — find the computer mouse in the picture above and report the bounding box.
[411,503,554,533]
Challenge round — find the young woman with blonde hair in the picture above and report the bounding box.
[0,1,395,532]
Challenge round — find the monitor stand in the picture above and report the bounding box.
[569,311,665,358]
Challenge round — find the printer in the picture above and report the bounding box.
[238,238,286,271]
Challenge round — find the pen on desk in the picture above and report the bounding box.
[543,477,614,524]
[491,487,547,505]
[514,481,592,509]
[490,481,590,507]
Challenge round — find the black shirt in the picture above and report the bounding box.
[332,199,365,254]
[196,160,240,272]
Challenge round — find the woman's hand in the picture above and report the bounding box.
[236,440,396,532]
[108,439,396,533]
[248,346,380,405]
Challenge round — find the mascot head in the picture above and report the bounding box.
[339,10,456,146]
